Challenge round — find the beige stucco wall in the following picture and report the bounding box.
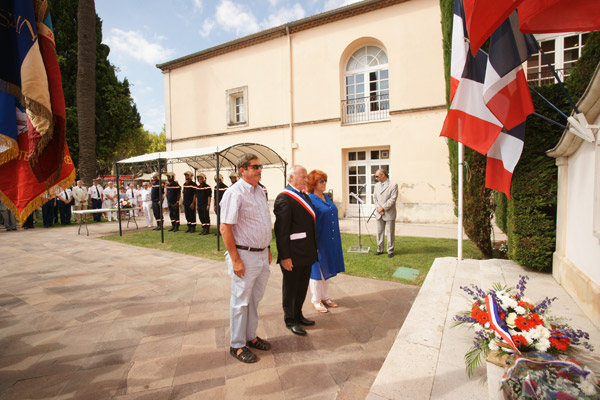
[164,0,454,223]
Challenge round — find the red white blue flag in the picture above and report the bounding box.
[486,123,525,199]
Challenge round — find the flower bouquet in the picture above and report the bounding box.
[453,275,594,377]
[119,199,133,209]
[501,352,599,399]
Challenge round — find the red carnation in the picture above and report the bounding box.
[476,313,490,325]
[529,314,544,326]
[518,300,535,309]
[512,334,528,348]
[515,316,535,331]
[550,337,570,351]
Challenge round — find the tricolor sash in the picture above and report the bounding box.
[485,294,521,354]
[281,188,315,221]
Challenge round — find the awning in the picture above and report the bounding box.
[117,143,287,171]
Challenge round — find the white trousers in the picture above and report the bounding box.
[143,202,153,227]
[226,249,270,349]
[309,275,329,303]
[376,218,396,254]
[103,200,116,221]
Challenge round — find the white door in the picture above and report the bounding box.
[346,149,390,217]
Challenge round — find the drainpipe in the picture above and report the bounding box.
[286,25,295,166]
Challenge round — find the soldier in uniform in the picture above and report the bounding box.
[151,173,163,230]
[166,172,182,232]
[182,171,197,233]
[196,172,212,235]
[213,173,228,218]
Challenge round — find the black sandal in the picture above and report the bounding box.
[247,336,271,351]
[230,346,257,363]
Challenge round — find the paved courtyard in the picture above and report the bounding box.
[0,222,419,399]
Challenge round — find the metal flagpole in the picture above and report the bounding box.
[458,143,464,260]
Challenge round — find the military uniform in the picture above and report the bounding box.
[166,175,181,232]
[196,175,212,235]
[151,176,163,230]
[182,173,197,233]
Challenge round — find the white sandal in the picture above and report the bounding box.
[312,302,328,313]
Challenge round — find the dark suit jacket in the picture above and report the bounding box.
[274,186,318,266]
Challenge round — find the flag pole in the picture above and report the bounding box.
[458,142,464,260]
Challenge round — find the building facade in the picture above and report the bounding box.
[158,0,454,223]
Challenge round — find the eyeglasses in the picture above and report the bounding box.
[319,180,327,184]
[246,164,263,170]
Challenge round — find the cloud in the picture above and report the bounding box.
[262,3,306,28]
[323,0,363,12]
[199,18,215,37]
[215,0,260,36]
[105,28,175,65]
[193,0,203,11]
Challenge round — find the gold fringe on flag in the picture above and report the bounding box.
[0,136,19,166]
[0,167,75,226]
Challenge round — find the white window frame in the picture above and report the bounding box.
[527,33,590,85]
[343,45,390,125]
[593,140,600,238]
[226,86,248,127]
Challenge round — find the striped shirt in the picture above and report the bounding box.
[219,178,272,249]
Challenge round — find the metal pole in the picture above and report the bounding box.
[158,157,164,243]
[216,152,220,251]
[116,162,122,236]
[457,143,463,260]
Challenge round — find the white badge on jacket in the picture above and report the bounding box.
[290,232,307,240]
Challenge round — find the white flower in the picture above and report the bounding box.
[521,331,532,344]
[534,338,550,352]
[520,296,532,304]
[578,380,597,396]
[489,341,499,351]
[509,329,517,336]
[506,313,517,327]
[535,325,550,339]
[514,306,526,315]
[484,322,490,329]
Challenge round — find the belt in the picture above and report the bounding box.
[236,245,267,252]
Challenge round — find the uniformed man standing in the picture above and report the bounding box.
[229,172,239,185]
[182,171,197,233]
[214,174,228,234]
[151,173,163,230]
[166,172,181,232]
[196,173,212,235]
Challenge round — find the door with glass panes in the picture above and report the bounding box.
[347,149,390,217]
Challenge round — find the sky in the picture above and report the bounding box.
[95,0,362,134]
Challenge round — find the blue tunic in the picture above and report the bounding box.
[309,193,345,280]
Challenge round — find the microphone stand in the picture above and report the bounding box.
[348,184,370,253]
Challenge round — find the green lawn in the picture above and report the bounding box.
[103,227,482,286]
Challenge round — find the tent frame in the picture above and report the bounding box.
[116,143,288,248]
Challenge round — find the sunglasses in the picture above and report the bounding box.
[319,180,327,184]
[246,164,263,170]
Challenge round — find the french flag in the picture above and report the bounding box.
[485,123,525,199]
[450,0,469,101]
[483,11,539,131]
[440,14,503,155]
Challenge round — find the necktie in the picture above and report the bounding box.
[64,190,68,201]
[95,186,99,197]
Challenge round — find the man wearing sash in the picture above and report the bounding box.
[274,165,318,336]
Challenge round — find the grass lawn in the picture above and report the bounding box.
[103,226,482,286]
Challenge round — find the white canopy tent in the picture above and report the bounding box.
[115,143,288,245]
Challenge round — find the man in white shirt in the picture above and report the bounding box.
[220,153,273,363]
[103,181,118,221]
[57,187,73,225]
[140,182,153,227]
[88,180,103,222]
[72,180,88,223]
[126,183,139,216]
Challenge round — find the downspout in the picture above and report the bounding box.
[286,25,295,166]
[164,70,173,151]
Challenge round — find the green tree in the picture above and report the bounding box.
[49,0,143,181]
[440,0,493,257]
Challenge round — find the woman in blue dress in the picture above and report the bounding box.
[306,170,345,313]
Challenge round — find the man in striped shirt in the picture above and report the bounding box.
[219,153,273,364]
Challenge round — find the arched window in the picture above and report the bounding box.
[343,45,389,124]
